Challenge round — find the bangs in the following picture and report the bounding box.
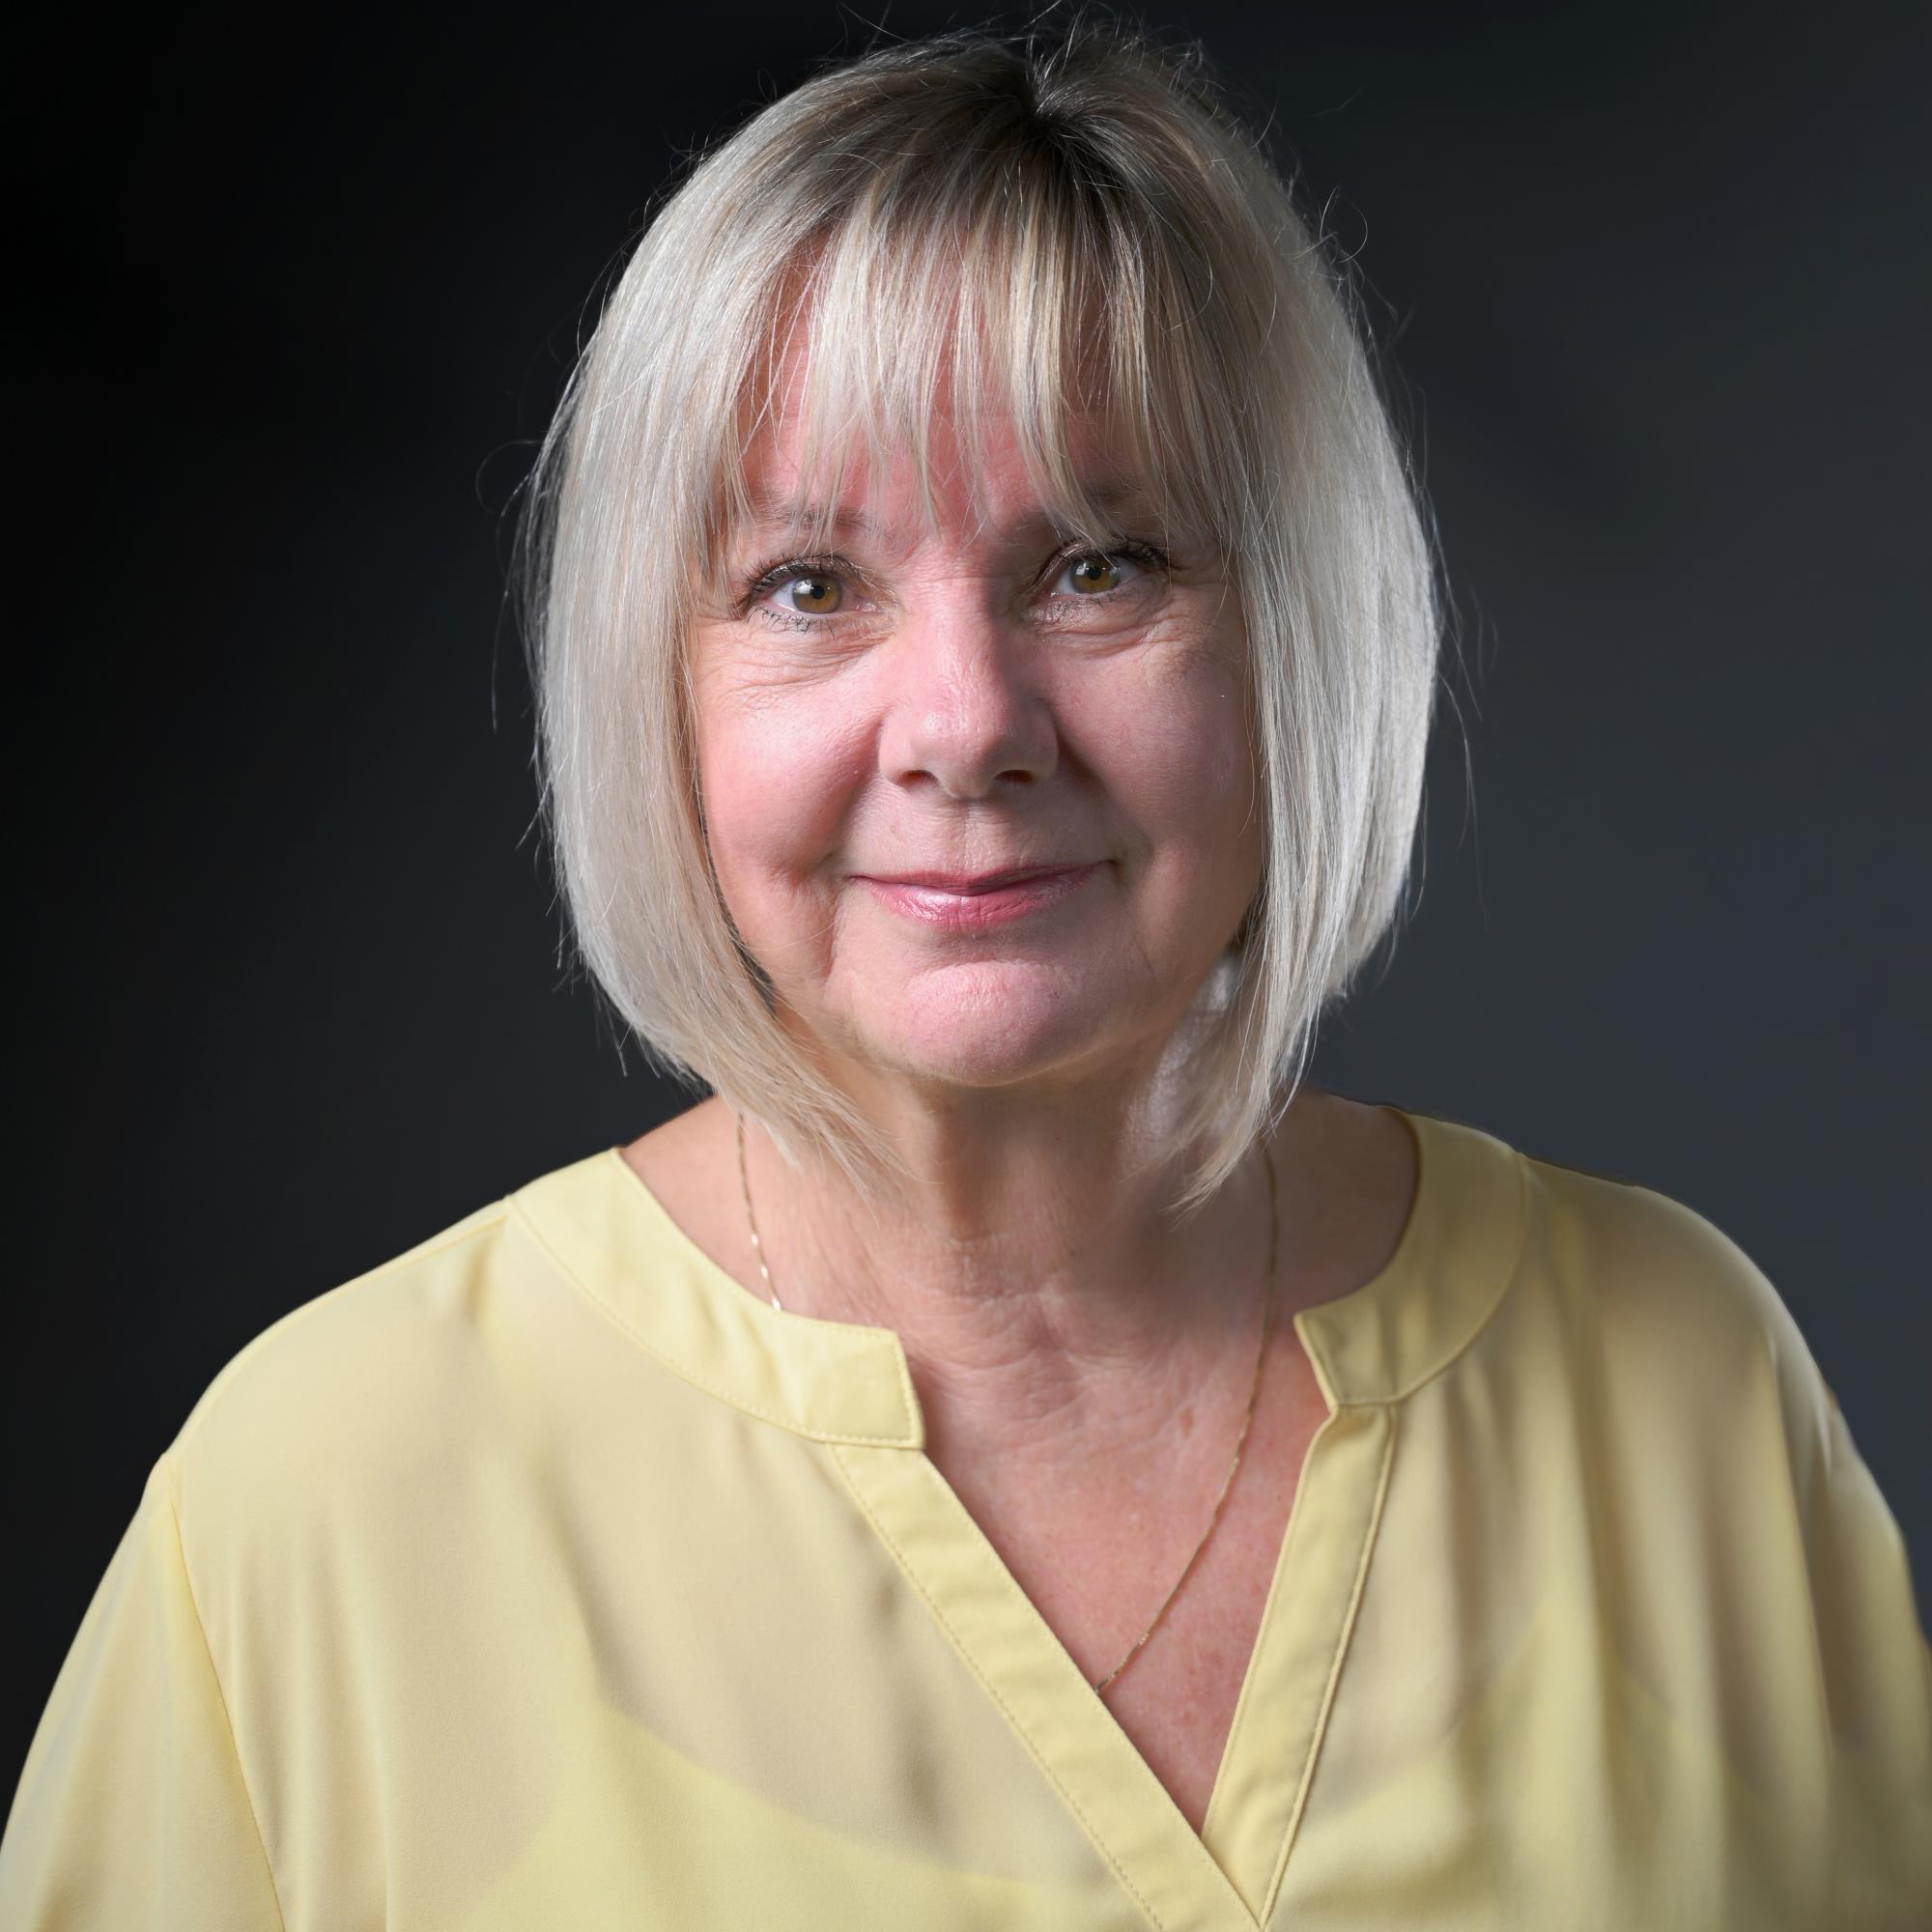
[705,139,1240,574]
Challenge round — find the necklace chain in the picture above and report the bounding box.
[733,1109,1280,1695]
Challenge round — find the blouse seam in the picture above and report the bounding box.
[1261,1403,1400,1924]
[825,1441,1181,1932]
[508,1198,916,1448]
[162,1452,289,1932]
[1333,1146,1535,1409]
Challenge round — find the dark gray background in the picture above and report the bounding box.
[13,0,1928,1791]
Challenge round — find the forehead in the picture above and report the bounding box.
[738,413,1150,547]
[715,297,1183,558]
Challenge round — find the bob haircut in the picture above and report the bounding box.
[515,16,1443,1223]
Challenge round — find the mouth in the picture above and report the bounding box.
[856,864,1094,894]
[853,862,1105,929]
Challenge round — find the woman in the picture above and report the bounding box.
[3,19,1925,1930]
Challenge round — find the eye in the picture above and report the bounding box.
[1061,554,1129,596]
[765,569,843,617]
[738,554,861,628]
[1048,540,1166,600]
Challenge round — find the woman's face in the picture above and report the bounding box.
[690,362,1264,1103]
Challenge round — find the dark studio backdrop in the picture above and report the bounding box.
[13,1,1928,1792]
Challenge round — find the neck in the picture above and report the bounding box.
[738,1082,1322,1470]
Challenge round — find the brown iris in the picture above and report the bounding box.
[785,574,842,614]
[1067,554,1122,594]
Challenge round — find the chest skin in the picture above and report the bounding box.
[930,1318,1336,1836]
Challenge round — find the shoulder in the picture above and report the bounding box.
[175,1192,511,1447]
[1506,1139,1842,1510]
[159,1182,552,1577]
[1517,1142,1788,1313]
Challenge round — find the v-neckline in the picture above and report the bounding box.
[827,1360,1398,1931]
[511,1105,1531,1931]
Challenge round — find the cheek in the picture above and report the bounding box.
[695,683,867,883]
[1089,651,1257,843]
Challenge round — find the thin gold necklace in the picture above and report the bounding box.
[733,1109,1280,1694]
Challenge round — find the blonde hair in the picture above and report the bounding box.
[514,16,1444,1222]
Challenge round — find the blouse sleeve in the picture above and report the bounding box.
[1801,1378,1932,1921]
[0,1454,286,1931]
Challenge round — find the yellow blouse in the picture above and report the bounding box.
[3,1107,1927,1930]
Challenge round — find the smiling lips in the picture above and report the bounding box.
[860,865,1089,894]
[855,863,1104,929]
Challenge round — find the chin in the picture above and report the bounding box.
[856,977,1162,1089]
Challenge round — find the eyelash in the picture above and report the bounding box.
[736,537,1172,633]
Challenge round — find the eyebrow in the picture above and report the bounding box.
[737,478,1153,542]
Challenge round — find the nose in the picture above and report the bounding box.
[876,595,1059,800]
